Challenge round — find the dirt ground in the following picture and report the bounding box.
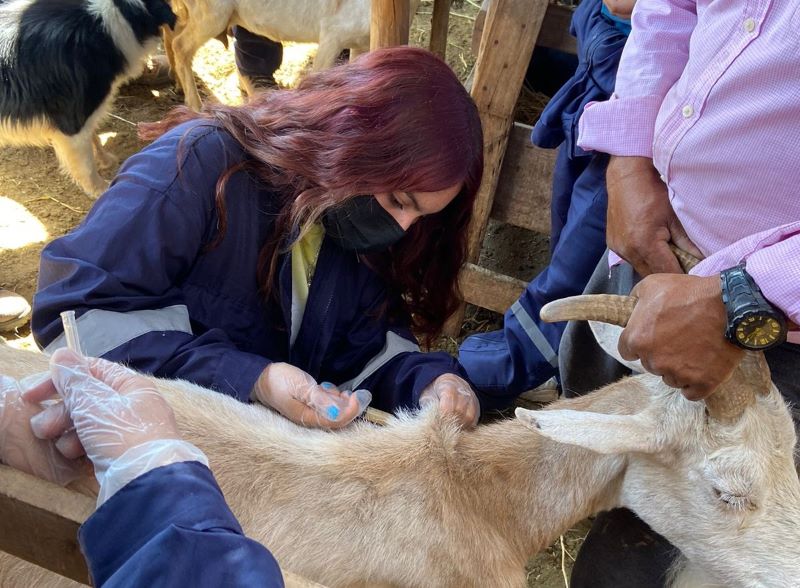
[0,1,588,585]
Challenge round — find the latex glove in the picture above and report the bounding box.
[26,349,205,502]
[27,348,179,472]
[254,362,371,429]
[419,373,480,429]
[0,375,82,485]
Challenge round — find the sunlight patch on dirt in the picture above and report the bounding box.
[0,197,48,250]
[192,38,318,106]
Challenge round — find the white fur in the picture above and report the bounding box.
[166,0,422,110]
[0,0,33,62]
[0,340,797,586]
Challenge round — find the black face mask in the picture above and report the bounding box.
[322,195,406,253]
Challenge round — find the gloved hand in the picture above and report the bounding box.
[0,374,82,485]
[26,348,207,504]
[419,373,480,428]
[254,362,371,429]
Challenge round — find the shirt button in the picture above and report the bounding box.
[682,105,694,118]
[744,18,756,33]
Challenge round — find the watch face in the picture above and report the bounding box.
[735,315,783,349]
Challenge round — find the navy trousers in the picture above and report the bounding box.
[232,26,283,82]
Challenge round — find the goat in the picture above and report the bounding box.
[0,0,176,197]
[0,297,798,586]
[164,0,422,111]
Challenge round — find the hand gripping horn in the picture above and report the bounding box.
[540,247,771,422]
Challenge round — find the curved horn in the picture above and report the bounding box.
[668,243,702,273]
[540,294,637,327]
[665,246,771,419]
[705,351,771,422]
[541,293,770,423]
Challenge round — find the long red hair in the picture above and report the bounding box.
[140,46,483,342]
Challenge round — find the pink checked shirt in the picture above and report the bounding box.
[577,0,800,342]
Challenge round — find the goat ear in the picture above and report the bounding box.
[515,407,659,454]
[589,321,645,373]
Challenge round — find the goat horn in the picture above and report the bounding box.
[668,243,702,273]
[541,294,771,423]
[705,351,771,422]
[540,294,637,327]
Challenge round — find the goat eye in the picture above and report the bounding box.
[713,487,757,512]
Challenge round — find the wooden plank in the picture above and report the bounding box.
[0,465,93,584]
[370,0,410,50]
[471,0,490,56]
[429,0,452,58]
[473,2,577,57]
[445,0,546,335]
[466,0,548,255]
[536,4,577,55]
[459,263,526,314]
[490,122,555,234]
[0,465,327,587]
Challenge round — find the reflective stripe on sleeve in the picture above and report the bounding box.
[337,331,420,391]
[45,305,193,357]
[511,300,558,368]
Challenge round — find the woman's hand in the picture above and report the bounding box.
[419,373,480,429]
[0,374,83,485]
[25,349,181,481]
[254,363,371,429]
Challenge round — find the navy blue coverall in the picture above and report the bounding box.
[80,461,284,587]
[32,121,468,413]
[459,0,630,408]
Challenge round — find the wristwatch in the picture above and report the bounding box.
[720,264,787,350]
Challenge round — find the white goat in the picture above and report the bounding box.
[164,0,422,110]
[0,297,798,586]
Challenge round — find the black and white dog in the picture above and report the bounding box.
[0,0,176,197]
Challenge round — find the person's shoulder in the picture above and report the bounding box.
[114,120,248,197]
[158,120,247,167]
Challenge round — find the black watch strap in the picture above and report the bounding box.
[720,264,787,350]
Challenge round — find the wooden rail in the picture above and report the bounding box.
[0,465,93,583]
[429,0,453,58]
[444,0,549,334]
[0,465,326,587]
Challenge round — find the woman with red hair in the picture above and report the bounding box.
[32,47,485,429]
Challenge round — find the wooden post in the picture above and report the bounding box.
[445,0,548,335]
[370,0,410,50]
[429,0,452,59]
